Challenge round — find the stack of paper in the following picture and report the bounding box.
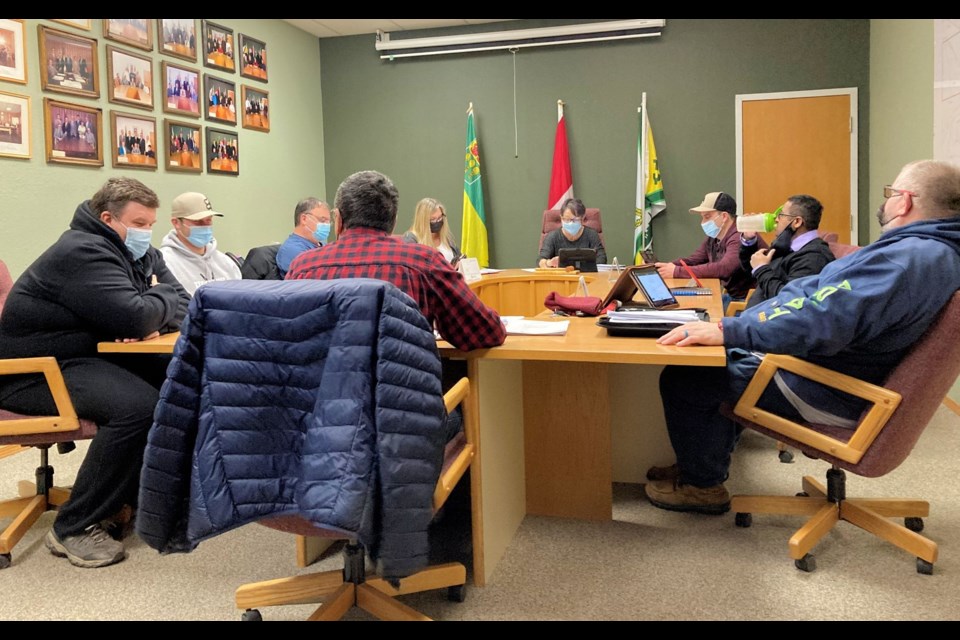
[500,316,569,335]
[605,309,701,324]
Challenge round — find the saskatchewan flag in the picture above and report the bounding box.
[634,92,667,264]
[461,105,489,267]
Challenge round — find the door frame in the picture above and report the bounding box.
[735,87,859,245]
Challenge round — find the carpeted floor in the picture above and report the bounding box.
[2,405,959,621]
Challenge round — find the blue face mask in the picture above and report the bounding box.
[561,220,582,236]
[313,222,331,244]
[186,225,214,248]
[118,222,152,260]
[701,219,722,238]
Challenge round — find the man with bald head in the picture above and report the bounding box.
[644,160,960,514]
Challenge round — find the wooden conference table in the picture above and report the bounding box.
[97,270,726,586]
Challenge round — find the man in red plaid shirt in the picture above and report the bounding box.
[286,170,505,351]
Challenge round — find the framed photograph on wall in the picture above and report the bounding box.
[111,110,157,170]
[38,25,99,98]
[238,33,267,82]
[165,118,202,173]
[43,97,103,167]
[202,20,235,73]
[0,90,30,159]
[106,46,154,110]
[50,20,92,31]
[158,19,196,62]
[206,126,238,175]
[241,85,269,132]
[203,74,236,125]
[103,19,152,51]
[0,19,28,84]
[161,62,200,118]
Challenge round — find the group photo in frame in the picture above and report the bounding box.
[111,110,157,170]
[241,85,269,132]
[204,74,236,125]
[38,25,99,99]
[238,33,267,82]
[103,19,152,51]
[50,19,92,31]
[206,126,238,175]
[43,97,102,166]
[106,46,154,110]
[165,118,202,173]
[0,90,30,159]
[158,19,196,62]
[162,61,200,118]
[202,20,235,73]
[0,19,27,84]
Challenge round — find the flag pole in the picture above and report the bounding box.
[640,92,649,251]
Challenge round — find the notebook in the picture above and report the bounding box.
[671,287,713,296]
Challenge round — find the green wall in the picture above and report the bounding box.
[318,18,870,269]
[0,18,326,278]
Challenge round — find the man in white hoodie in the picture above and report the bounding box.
[160,191,241,295]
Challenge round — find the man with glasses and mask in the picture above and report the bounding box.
[538,197,607,268]
[644,160,960,514]
[275,198,333,278]
[159,192,241,295]
[738,195,835,310]
[655,192,761,309]
[0,177,189,567]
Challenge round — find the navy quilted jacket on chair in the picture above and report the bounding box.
[135,278,446,580]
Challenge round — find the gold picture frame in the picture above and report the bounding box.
[0,19,28,84]
[202,20,235,73]
[110,109,157,170]
[238,33,267,83]
[161,61,200,118]
[103,19,152,51]
[38,25,99,98]
[204,74,236,125]
[165,118,203,174]
[158,18,197,62]
[0,90,30,159]
[43,97,103,167]
[241,85,269,132]
[106,45,154,111]
[50,20,92,31]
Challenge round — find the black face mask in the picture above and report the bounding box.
[430,220,443,234]
[770,224,796,257]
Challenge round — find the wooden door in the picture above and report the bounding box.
[737,89,858,244]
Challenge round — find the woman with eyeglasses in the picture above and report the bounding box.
[401,197,463,265]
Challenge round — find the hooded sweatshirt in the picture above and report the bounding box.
[160,229,241,295]
[0,200,190,361]
[723,216,960,420]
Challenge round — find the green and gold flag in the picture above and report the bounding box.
[634,92,666,264]
[461,105,489,267]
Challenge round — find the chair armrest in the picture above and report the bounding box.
[434,377,476,511]
[725,289,755,317]
[0,357,80,436]
[733,353,901,465]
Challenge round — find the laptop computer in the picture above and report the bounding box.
[557,248,598,272]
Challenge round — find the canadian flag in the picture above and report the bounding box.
[547,100,574,211]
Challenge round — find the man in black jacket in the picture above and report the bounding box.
[0,177,189,568]
[738,194,836,310]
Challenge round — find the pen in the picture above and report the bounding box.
[678,259,704,288]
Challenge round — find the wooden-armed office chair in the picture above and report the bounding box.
[235,376,478,621]
[469,271,594,317]
[726,291,960,574]
[0,259,97,569]
[539,208,604,252]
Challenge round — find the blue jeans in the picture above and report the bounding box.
[658,348,804,488]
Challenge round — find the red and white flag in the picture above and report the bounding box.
[547,100,574,210]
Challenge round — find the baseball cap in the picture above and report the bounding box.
[689,192,737,216]
[171,192,224,220]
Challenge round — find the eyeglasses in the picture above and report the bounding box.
[561,217,580,224]
[883,185,917,199]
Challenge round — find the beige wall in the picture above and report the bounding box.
[0,19,326,279]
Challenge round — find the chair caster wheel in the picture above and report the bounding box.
[917,558,934,575]
[734,512,752,528]
[241,609,262,621]
[0,553,11,569]
[795,554,816,572]
[778,450,794,463]
[447,584,466,602]
[796,492,809,497]
[905,517,924,532]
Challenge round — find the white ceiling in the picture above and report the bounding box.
[284,19,515,39]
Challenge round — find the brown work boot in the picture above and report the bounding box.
[645,463,679,482]
[644,479,730,515]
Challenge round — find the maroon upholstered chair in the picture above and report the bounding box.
[0,259,98,569]
[234,376,478,621]
[826,239,861,259]
[539,208,603,251]
[725,290,960,575]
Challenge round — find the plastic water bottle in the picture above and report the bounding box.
[736,212,777,233]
